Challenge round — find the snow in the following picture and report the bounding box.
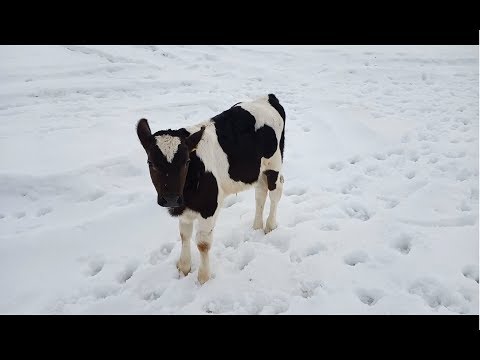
[0,45,478,314]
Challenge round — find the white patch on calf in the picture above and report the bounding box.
[155,135,181,163]
[238,96,284,140]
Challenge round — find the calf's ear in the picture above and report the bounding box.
[185,126,205,152]
[137,118,153,151]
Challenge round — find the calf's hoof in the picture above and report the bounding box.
[264,221,277,234]
[253,220,264,231]
[176,260,191,276]
[197,269,210,285]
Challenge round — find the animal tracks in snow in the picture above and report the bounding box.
[304,243,328,257]
[87,260,105,277]
[36,207,53,217]
[117,263,138,284]
[462,265,479,284]
[237,247,255,271]
[79,255,106,277]
[344,250,369,266]
[377,196,400,209]
[329,161,346,171]
[373,153,387,161]
[391,233,413,255]
[318,222,340,231]
[149,243,175,265]
[14,211,26,219]
[348,155,362,165]
[357,289,384,306]
[341,203,373,222]
[298,280,323,299]
[408,278,470,313]
[405,170,416,180]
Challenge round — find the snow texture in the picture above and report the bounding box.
[0,45,478,314]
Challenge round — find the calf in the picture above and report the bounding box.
[136,94,286,284]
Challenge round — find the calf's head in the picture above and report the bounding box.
[136,118,205,208]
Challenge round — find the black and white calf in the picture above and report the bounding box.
[136,94,286,284]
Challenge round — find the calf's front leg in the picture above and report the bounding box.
[195,214,218,284]
[177,218,193,276]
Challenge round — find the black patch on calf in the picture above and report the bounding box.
[212,106,277,184]
[267,94,286,161]
[279,128,285,161]
[268,94,285,121]
[264,170,279,191]
[168,205,186,217]
[256,126,277,159]
[168,152,218,219]
[153,128,190,138]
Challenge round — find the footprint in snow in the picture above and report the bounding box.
[149,243,175,265]
[298,280,323,298]
[237,248,255,271]
[344,251,369,266]
[142,289,164,302]
[357,289,384,306]
[303,243,327,257]
[319,223,339,231]
[392,233,412,255]
[428,156,439,164]
[329,162,345,171]
[387,148,404,156]
[36,207,52,217]
[117,263,139,283]
[85,258,105,277]
[462,265,479,284]
[373,153,387,161]
[14,211,26,219]
[408,153,420,162]
[341,183,360,195]
[457,200,471,212]
[342,203,372,222]
[364,165,380,176]
[405,170,416,179]
[348,155,361,165]
[456,169,472,182]
[377,196,400,209]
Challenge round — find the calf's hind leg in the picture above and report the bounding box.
[264,170,284,234]
[253,173,268,230]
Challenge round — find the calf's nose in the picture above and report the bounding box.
[157,194,183,207]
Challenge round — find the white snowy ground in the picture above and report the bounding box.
[0,45,478,314]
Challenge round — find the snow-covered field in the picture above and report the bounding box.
[0,45,478,314]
